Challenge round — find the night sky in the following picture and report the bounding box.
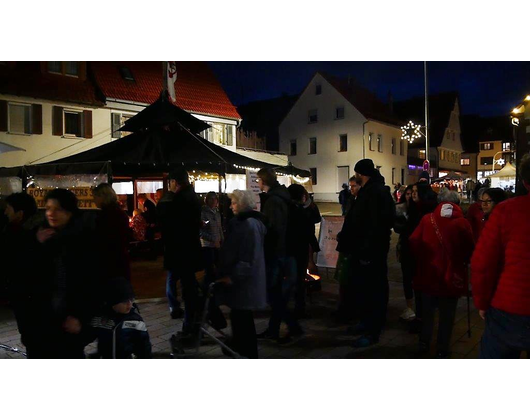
[209,62,530,117]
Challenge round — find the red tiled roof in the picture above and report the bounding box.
[90,62,241,120]
[0,62,103,106]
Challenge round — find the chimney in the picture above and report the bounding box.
[387,90,394,114]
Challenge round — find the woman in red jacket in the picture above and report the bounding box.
[471,156,530,358]
[409,190,475,358]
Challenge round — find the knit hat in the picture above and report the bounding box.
[105,277,135,306]
[354,159,375,177]
[419,171,430,183]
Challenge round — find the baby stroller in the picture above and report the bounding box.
[170,282,244,359]
[0,343,27,358]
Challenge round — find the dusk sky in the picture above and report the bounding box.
[209,61,530,117]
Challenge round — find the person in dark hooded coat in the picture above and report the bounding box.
[346,159,396,348]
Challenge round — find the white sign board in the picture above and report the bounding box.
[316,216,344,268]
[246,170,261,210]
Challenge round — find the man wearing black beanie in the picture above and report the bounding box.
[346,159,396,347]
[157,167,203,341]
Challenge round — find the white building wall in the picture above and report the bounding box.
[0,94,110,167]
[364,121,408,187]
[0,94,240,168]
[279,73,407,202]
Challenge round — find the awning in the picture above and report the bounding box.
[489,162,516,178]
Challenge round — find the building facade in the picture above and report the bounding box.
[279,72,407,202]
[0,61,241,168]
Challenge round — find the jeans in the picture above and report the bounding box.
[167,268,200,333]
[166,271,181,312]
[230,309,258,359]
[267,256,301,336]
[420,293,459,354]
[400,254,414,301]
[480,307,530,359]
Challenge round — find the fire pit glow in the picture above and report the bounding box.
[306,269,320,282]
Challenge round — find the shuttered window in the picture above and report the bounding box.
[31,104,42,134]
[8,103,31,134]
[0,100,7,132]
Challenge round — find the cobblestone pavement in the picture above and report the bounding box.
[0,235,484,360]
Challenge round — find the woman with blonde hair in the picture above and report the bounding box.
[217,189,267,358]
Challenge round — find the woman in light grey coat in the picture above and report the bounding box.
[218,189,267,358]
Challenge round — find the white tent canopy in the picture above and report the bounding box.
[490,162,516,178]
[0,142,25,154]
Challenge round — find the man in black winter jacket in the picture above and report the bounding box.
[255,168,302,343]
[157,168,203,334]
[347,159,396,347]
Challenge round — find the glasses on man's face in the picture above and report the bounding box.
[480,200,493,204]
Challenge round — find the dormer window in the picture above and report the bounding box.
[119,66,135,81]
[65,62,79,77]
[48,62,62,74]
[316,84,322,95]
[47,62,79,77]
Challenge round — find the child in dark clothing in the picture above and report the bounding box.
[91,277,152,359]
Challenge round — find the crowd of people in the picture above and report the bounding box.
[337,155,530,358]
[0,153,529,359]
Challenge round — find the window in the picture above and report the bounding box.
[65,62,79,76]
[461,158,470,166]
[446,130,450,140]
[392,168,396,184]
[419,149,426,160]
[309,137,317,155]
[315,85,322,95]
[400,140,404,156]
[481,143,493,150]
[290,139,297,156]
[481,157,494,166]
[377,135,383,153]
[401,168,405,185]
[48,62,79,77]
[111,113,134,138]
[369,133,374,151]
[8,103,31,134]
[339,134,347,152]
[225,125,234,146]
[441,150,445,161]
[119,66,135,81]
[310,167,317,185]
[335,107,344,120]
[502,142,511,152]
[64,110,84,137]
[308,109,318,124]
[391,138,396,155]
[452,132,455,141]
[47,61,62,73]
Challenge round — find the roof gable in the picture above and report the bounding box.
[318,72,403,127]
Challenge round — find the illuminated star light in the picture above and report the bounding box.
[401,121,422,144]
